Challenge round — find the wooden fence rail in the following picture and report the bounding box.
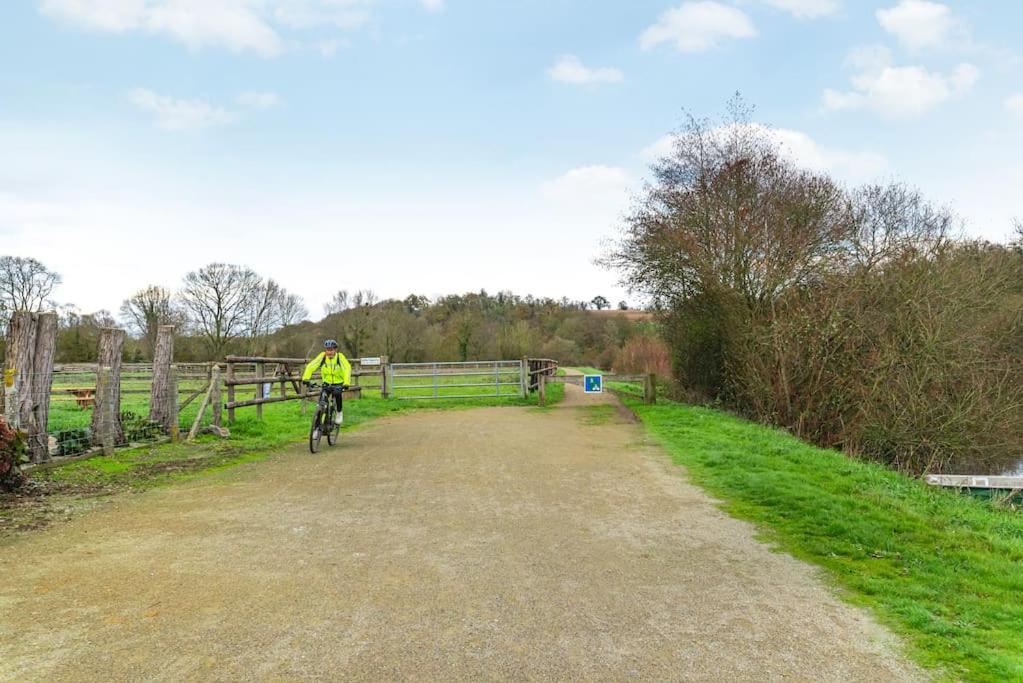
[222,355,386,423]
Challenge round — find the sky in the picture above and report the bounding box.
[1,0,1021,318]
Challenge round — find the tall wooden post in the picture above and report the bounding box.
[168,365,180,443]
[29,312,58,462]
[210,364,223,428]
[254,361,264,420]
[538,373,547,407]
[644,373,657,405]
[148,325,175,432]
[226,361,236,424]
[520,357,528,399]
[380,356,389,399]
[97,367,116,455]
[3,311,37,433]
[92,327,125,446]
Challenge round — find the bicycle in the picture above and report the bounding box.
[306,382,345,454]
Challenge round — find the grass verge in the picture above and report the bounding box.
[618,393,1023,682]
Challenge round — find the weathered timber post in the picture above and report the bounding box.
[3,311,36,429]
[520,357,528,399]
[168,365,180,443]
[226,361,236,424]
[254,361,264,420]
[644,373,657,405]
[210,365,223,428]
[538,373,547,407]
[92,327,125,446]
[148,325,175,432]
[29,312,58,462]
[380,356,389,399]
[97,366,116,455]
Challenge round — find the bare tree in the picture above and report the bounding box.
[179,263,261,359]
[0,256,60,327]
[244,280,308,353]
[277,292,309,327]
[325,290,350,316]
[591,295,610,310]
[119,286,181,358]
[603,95,849,311]
[843,183,954,273]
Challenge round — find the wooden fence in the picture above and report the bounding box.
[1,318,571,469]
[223,355,389,423]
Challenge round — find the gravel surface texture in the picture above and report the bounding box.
[0,384,923,681]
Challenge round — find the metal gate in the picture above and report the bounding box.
[389,360,525,400]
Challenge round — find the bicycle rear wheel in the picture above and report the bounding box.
[309,409,323,453]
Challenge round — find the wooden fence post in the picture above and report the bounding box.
[97,366,116,455]
[254,361,264,420]
[92,327,125,446]
[380,356,390,398]
[168,365,180,443]
[226,360,236,424]
[211,365,223,428]
[29,312,58,462]
[3,311,36,437]
[521,357,528,399]
[148,325,175,432]
[644,373,657,405]
[539,373,547,407]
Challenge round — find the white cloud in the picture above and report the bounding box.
[540,165,632,214]
[38,0,379,57]
[420,0,444,12]
[824,46,978,118]
[641,125,887,183]
[236,91,281,109]
[547,55,624,85]
[876,0,958,51]
[128,89,238,131]
[640,1,756,53]
[763,0,840,19]
[1007,94,1023,119]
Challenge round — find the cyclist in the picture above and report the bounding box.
[302,339,352,425]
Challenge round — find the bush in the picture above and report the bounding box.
[121,411,164,443]
[0,415,27,490]
[613,332,672,379]
[55,428,92,457]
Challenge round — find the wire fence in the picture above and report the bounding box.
[6,365,219,460]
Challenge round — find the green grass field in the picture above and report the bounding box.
[616,391,1023,682]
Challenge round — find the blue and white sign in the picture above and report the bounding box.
[584,375,603,393]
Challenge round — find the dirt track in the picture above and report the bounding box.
[0,385,922,681]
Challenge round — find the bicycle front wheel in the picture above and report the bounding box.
[327,417,340,446]
[309,409,323,454]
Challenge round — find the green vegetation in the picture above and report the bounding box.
[619,393,1023,682]
[607,100,1023,476]
[567,366,604,376]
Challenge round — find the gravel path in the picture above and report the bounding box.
[0,384,923,681]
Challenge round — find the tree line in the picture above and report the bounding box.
[0,258,654,370]
[605,96,1023,476]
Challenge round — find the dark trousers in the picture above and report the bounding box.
[322,384,345,412]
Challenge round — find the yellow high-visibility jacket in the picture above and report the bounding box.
[302,351,352,385]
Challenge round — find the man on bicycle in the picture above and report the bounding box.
[302,339,352,425]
